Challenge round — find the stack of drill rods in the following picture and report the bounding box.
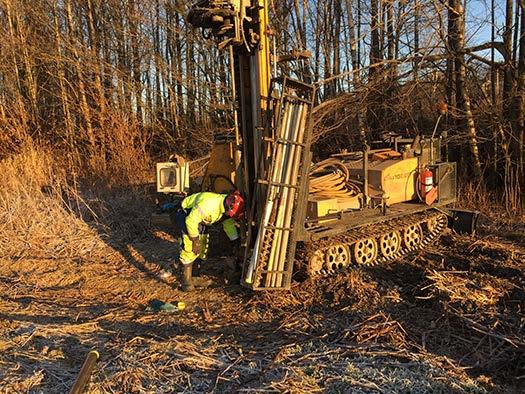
[261,100,299,286]
[269,102,308,288]
[264,100,306,287]
[245,100,293,284]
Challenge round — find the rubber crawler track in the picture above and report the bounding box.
[303,210,448,276]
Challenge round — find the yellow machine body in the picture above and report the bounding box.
[163,0,464,291]
[348,157,419,205]
[307,194,362,219]
[257,0,271,108]
[201,141,237,194]
[307,197,339,222]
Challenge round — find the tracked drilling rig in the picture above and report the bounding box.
[158,0,477,291]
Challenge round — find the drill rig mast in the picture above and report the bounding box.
[188,1,316,290]
[189,0,272,199]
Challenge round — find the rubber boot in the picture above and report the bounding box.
[182,263,195,292]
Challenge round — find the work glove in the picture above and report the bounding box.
[191,237,202,255]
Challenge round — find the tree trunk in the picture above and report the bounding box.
[53,1,74,146]
[449,0,482,178]
[66,0,95,149]
[370,0,382,76]
[515,0,525,183]
[345,0,360,87]
[332,0,342,95]
[503,0,514,115]
[368,0,384,136]
[4,0,27,135]
[12,2,38,130]
[128,0,143,124]
[86,0,106,122]
[386,0,395,63]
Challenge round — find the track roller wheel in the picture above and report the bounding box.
[403,224,423,249]
[353,238,378,265]
[308,250,325,276]
[326,244,351,271]
[379,231,401,258]
[426,216,440,233]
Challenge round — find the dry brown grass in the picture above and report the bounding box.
[0,146,522,393]
[0,140,158,263]
[354,312,407,349]
[425,270,512,308]
[83,117,153,187]
[0,146,108,262]
[459,182,525,226]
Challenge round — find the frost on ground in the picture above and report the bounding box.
[0,150,524,393]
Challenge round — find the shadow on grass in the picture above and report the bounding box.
[360,258,525,386]
[72,183,234,293]
[32,183,522,391]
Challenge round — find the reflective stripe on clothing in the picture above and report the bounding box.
[195,204,207,220]
[181,192,239,240]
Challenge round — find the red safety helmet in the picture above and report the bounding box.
[224,190,245,220]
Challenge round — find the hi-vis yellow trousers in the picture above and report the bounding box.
[179,233,209,265]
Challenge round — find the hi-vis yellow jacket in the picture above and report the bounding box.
[181,192,239,241]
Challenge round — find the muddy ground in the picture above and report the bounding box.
[0,210,524,393]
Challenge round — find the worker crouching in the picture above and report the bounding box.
[174,190,245,292]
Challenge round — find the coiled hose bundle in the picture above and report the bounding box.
[309,158,361,202]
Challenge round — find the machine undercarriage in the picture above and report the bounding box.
[303,209,448,276]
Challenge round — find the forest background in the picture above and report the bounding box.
[0,0,523,214]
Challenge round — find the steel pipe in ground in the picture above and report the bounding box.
[69,350,99,394]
